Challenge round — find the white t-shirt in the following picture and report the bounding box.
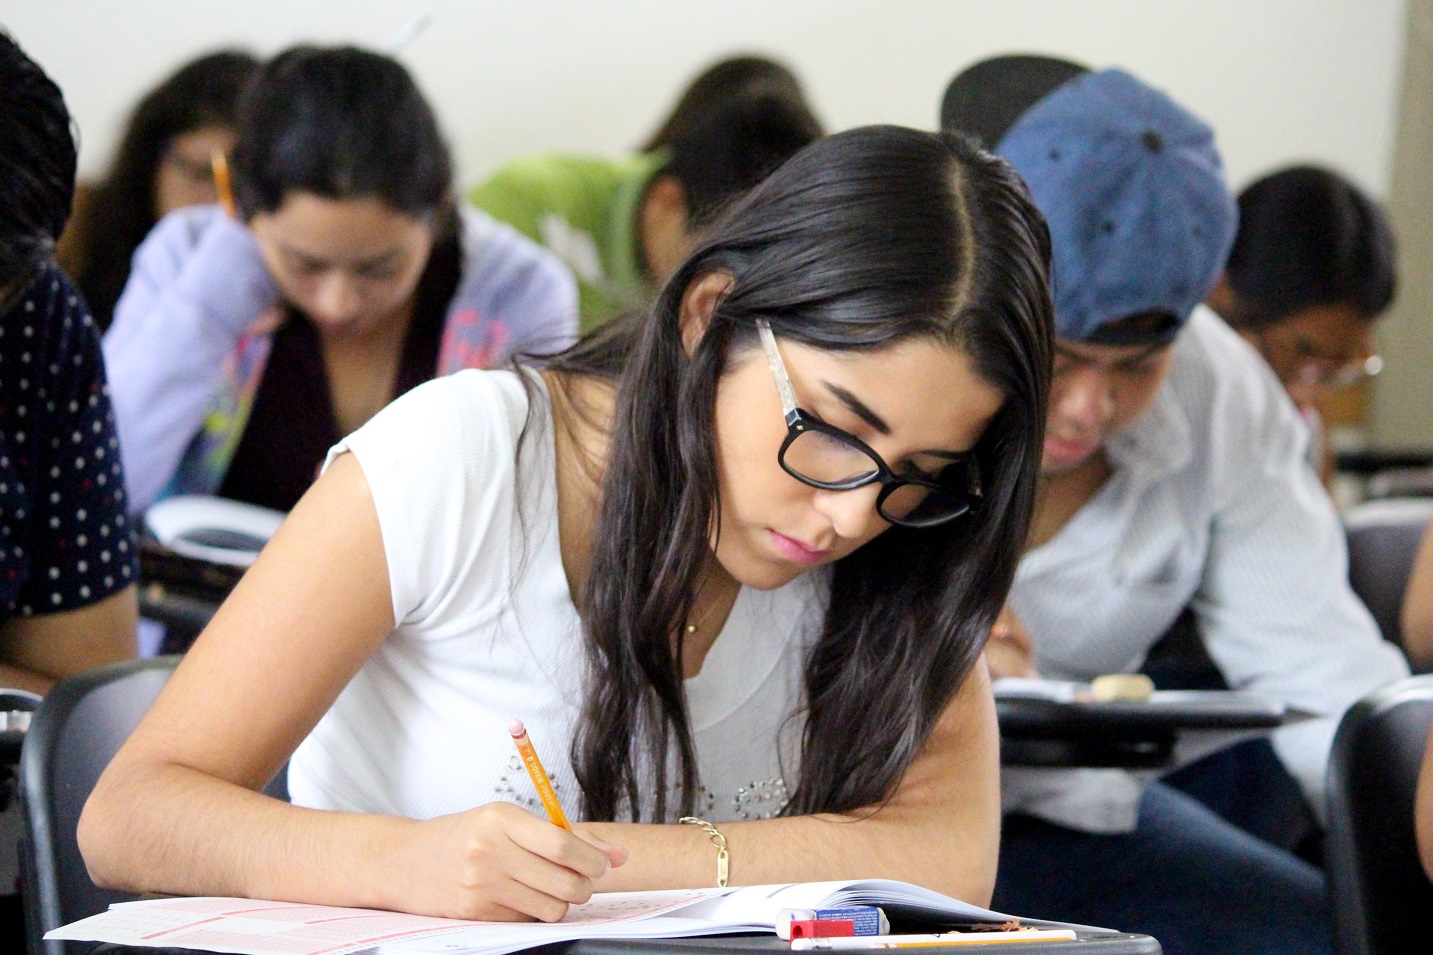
[287,369,824,823]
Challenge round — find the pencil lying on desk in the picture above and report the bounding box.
[509,718,572,830]
[790,929,1077,949]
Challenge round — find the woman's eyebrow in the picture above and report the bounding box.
[821,381,889,435]
[820,381,971,460]
[280,243,404,271]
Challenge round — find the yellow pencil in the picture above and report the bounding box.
[211,149,236,217]
[508,718,572,830]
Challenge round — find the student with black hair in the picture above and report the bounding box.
[1211,166,1394,405]
[104,45,578,516]
[1,30,139,934]
[470,67,822,332]
[1206,166,1396,479]
[59,49,260,331]
[81,126,1052,918]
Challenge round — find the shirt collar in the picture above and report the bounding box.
[1103,357,1193,489]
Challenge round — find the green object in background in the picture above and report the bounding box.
[470,151,666,332]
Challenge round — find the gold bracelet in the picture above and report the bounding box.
[678,816,730,888]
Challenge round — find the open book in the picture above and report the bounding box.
[46,881,1043,955]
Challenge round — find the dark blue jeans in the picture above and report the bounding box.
[993,781,1332,955]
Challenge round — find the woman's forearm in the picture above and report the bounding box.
[0,586,138,695]
[81,758,412,910]
[585,799,997,906]
[0,663,53,696]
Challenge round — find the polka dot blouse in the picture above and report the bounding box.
[1,262,136,619]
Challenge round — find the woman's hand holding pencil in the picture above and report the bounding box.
[369,720,624,923]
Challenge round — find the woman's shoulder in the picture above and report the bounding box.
[348,368,544,461]
[333,369,556,624]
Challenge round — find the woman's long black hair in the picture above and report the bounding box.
[67,50,258,328]
[546,125,1053,822]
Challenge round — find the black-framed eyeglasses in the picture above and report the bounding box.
[755,319,981,529]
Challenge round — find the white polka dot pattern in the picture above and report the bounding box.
[1,263,137,618]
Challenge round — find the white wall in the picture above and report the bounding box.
[1,0,1407,198]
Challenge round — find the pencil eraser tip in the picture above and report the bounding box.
[508,718,526,738]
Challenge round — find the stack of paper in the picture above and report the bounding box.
[46,880,1025,955]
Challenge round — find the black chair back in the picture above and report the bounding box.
[19,657,179,955]
[1326,675,1433,955]
[1343,497,1433,658]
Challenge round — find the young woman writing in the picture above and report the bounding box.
[103,45,577,514]
[80,126,1053,919]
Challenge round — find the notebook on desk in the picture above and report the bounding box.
[47,880,1068,955]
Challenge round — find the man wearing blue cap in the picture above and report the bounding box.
[942,57,1408,953]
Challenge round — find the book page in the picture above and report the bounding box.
[45,897,485,955]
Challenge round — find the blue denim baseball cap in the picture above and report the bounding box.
[971,64,1238,345]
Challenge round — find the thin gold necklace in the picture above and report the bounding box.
[684,602,719,636]
[684,581,736,635]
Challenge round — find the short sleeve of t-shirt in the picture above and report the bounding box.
[1,263,137,617]
[324,369,541,636]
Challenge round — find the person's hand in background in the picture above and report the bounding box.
[984,604,1037,679]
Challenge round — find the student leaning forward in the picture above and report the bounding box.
[80,126,1053,919]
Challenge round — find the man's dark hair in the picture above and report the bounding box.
[1224,165,1397,329]
[658,81,823,228]
[641,54,811,152]
[1085,311,1182,348]
[0,30,77,286]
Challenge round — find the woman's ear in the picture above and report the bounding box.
[678,271,735,357]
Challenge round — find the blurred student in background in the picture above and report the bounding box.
[104,45,578,516]
[471,55,822,332]
[2,29,139,934]
[1206,166,1397,482]
[58,50,260,331]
